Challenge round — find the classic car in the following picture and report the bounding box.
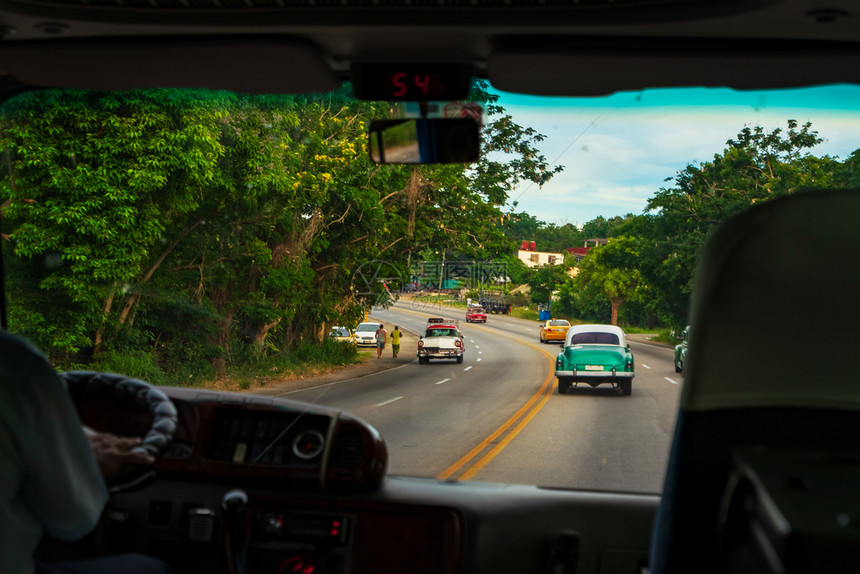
[555,324,634,395]
[674,326,690,374]
[539,319,571,344]
[465,306,487,323]
[417,318,465,364]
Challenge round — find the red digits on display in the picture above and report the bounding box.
[392,72,407,97]
[413,74,430,95]
[431,74,445,97]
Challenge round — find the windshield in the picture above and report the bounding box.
[3,82,859,495]
[549,320,569,327]
[426,329,458,337]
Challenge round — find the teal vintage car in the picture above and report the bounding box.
[674,326,690,374]
[555,324,635,396]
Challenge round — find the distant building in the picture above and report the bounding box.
[566,238,608,262]
[516,240,565,268]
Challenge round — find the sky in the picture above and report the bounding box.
[491,84,860,226]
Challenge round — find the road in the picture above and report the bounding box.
[282,300,682,494]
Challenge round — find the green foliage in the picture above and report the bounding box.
[1,84,561,381]
[525,264,568,305]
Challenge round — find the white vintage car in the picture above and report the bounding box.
[417,318,465,364]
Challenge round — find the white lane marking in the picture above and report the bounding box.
[478,351,483,354]
[464,366,473,371]
[375,396,404,407]
[470,340,475,343]
[477,357,482,362]
[642,364,651,369]
[664,377,679,385]
[435,378,451,385]
[475,345,480,349]
[506,323,515,327]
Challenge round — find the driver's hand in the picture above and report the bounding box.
[83,427,157,477]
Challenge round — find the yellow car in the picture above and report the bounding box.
[328,326,354,343]
[539,319,571,344]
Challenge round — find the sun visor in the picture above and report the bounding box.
[488,46,860,96]
[0,38,339,94]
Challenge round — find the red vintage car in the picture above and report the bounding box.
[465,306,487,323]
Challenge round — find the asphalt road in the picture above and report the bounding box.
[284,300,682,494]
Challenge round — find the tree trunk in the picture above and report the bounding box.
[610,300,621,326]
[93,288,116,355]
[212,309,235,380]
[253,318,282,351]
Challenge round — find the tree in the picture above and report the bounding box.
[637,120,842,328]
[567,237,642,326]
[526,264,568,307]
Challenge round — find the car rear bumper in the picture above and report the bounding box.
[555,370,634,379]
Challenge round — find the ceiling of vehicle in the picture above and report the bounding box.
[0,0,857,94]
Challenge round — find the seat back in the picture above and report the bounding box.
[650,189,860,574]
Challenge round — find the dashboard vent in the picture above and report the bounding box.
[332,427,365,469]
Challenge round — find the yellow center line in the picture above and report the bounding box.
[384,302,562,481]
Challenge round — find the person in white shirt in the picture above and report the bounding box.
[0,329,171,574]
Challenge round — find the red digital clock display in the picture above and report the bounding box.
[351,64,473,101]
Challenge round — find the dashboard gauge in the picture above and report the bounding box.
[292,430,325,460]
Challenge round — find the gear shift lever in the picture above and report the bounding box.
[222,489,249,574]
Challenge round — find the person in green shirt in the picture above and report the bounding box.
[390,326,402,358]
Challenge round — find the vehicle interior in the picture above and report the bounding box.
[0,0,858,573]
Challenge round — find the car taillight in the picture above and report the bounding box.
[418,340,424,348]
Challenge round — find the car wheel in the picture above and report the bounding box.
[540,334,545,343]
[456,356,464,364]
[418,356,427,364]
[558,378,569,394]
[674,361,681,373]
[619,380,632,396]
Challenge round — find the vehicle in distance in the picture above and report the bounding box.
[353,322,382,347]
[478,290,512,314]
[328,326,353,343]
[417,318,464,364]
[465,306,487,323]
[674,326,690,374]
[540,319,571,344]
[555,324,635,396]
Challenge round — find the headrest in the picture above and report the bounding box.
[682,189,860,412]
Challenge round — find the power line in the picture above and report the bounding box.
[511,110,605,206]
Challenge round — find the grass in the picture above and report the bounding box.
[510,307,539,321]
[648,329,679,345]
[189,339,364,392]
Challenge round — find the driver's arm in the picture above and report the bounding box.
[0,330,107,544]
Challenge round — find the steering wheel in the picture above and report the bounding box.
[60,371,178,494]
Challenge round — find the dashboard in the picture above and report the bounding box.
[66,384,656,574]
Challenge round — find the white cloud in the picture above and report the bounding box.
[497,92,860,224]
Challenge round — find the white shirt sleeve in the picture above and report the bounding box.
[0,330,108,543]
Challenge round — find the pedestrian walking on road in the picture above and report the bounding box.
[375,324,387,359]
[390,326,402,358]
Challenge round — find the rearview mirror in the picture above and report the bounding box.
[368,118,480,164]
